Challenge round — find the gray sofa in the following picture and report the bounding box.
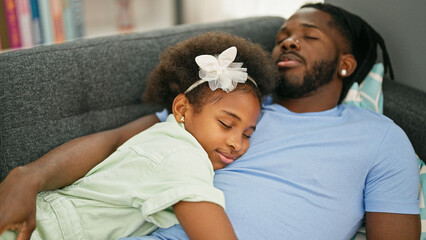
[0,16,425,181]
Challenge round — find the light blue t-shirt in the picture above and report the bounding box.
[124,103,419,240]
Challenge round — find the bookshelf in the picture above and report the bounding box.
[0,0,177,52]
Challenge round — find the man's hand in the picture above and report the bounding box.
[0,167,39,240]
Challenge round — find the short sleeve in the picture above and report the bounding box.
[135,150,225,227]
[364,124,420,214]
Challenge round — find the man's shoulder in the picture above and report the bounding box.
[341,104,411,145]
[341,104,393,124]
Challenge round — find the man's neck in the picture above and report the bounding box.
[274,80,342,113]
[275,97,337,113]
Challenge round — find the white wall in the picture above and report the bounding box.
[326,0,426,92]
[83,0,323,38]
[181,0,322,24]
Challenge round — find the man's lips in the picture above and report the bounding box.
[216,151,237,165]
[276,53,304,68]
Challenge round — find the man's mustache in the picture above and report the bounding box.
[276,51,305,64]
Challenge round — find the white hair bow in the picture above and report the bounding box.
[185,46,256,93]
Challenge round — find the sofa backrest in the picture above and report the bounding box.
[382,77,426,162]
[0,16,284,180]
[1,16,425,181]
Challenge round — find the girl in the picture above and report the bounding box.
[0,32,277,240]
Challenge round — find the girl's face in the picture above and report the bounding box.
[184,90,261,170]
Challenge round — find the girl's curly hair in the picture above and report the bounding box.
[142,32,278,112]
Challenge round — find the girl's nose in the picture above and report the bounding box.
[227,134,242,153]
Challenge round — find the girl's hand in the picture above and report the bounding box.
[173,201,238,240]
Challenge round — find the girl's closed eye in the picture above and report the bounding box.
[243,133,251,139]
[243,129,255,139]
[219,120,232,129]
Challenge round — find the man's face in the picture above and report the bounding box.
[271,8,341,99]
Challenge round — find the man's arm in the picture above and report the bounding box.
[173,201,237,240]
[0,114,160,240]
[362,123,421,240]
[365,212,420,240]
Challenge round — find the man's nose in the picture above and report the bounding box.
[281,38,300,51]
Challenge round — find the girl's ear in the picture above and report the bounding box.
[339,54,357,78]
[172,94,189,123]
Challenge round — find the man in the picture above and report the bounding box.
[0,3,420,240]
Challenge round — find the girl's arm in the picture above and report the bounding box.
[0,114,160,239]
[173,201,238,240]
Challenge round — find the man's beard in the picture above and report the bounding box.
[274,57,338,99]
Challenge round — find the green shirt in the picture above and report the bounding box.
[33,115,225,240]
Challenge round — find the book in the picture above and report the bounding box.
[0,0,10,49]
[4,0,22,48]
[15,0,33,47]
[30,0,43,45]
[38,0,53,44]
[61,0,74,40]
[62,0,84,40]
[50,0,64,43]
[70,0,84,38]
[117,0,134,33]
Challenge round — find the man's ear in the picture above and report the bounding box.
[338,54,357,78]
[172,94,189,123]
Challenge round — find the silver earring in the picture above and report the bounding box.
[180,116,184,122]
[341,69,347,76]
